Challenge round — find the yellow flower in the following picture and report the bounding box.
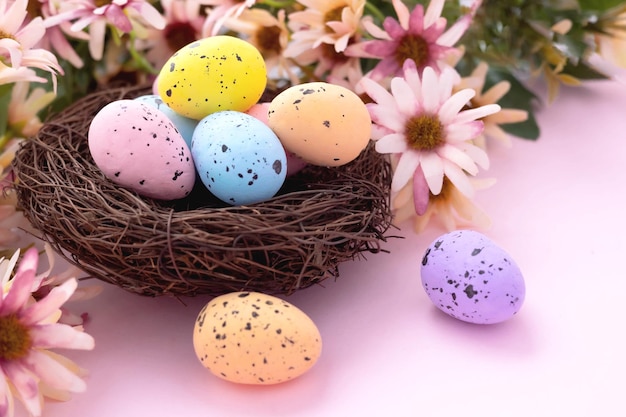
[456,62,528,147]
[392,174,494,233]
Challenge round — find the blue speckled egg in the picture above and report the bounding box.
[191,111,287,205]
[133,94,198,148]
[420,230,525,324]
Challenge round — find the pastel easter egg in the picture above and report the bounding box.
[420,230,525,324]
[193,291,322,385]
[246,102,308,176]
[267,82,371,167]
[157,35,267,120]
[134,94,198,148]
[88,99,195,200]
[191,110,286,205]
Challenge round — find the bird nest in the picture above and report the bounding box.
[11,84,393,298]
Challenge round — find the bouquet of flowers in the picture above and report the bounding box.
[1,0,625,416]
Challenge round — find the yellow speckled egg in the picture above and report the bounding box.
[267,82,371,167]
[157,36,267,120]
[193,292,322,385]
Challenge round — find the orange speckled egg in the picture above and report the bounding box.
[267,82,371,167]
[193,292,322,385]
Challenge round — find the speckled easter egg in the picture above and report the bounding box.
[134,94,198,148]
[193,292,322,385]
[157,35,267,120]
[267,82,371,167]
[420,230,525,324]
[88,99,195,200]
[246,102,308,176]
[191,110,286,205]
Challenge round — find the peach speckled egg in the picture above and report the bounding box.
[88,99,196,200]
[193,292,322,385]
[267,82,371,167]
[157,35,267,120]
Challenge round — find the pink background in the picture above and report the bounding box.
[26,79,626,416]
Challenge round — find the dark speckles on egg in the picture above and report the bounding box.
[420,230,526,324]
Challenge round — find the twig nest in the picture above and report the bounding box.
[12,85,393,297]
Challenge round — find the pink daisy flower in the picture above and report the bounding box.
[0,248,94,417]
[358,59,500,210]
[139,0,210,71]
[201,0,257,37]
[284,0,365,57]
[0,0,62,88]
[43,0,166,61]
[33,0,91,69]
[345,0,480,80]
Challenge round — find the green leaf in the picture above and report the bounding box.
[502,113,541,140]
[485,67,542,140]
[0,84,13,144]
[578,0,625,12]
[562,60,610,79]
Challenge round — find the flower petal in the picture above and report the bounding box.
[375,133,408,153]
[420,66,440,114]
[0,367,14,417]
[21,279,78,326]
[438,13,472,46]
[0,248,38,315]
[454,104,501,124]
[438,88,475,125]
[420,151,445,194]
[437,143,479,175]
[445,120,484,142]
[3,361,42,417]
[424,0,444,28]
[443,161,474,197]
[457,142,490,169]
[23,349,87,393]
[390,77,418,117]
[392,0,411,29]
[368,105,406,132]
[413,166,430,216]
[30,323,95,351]
[392,150,420,191]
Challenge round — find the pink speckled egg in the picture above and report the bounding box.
[88,99,196,200]
[246,102,308,176]
[420,230,525,324]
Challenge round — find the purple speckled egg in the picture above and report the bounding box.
[420,230,525,324]
[88,99,196,200]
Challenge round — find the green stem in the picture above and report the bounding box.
[259,0,296,9]
[364,2,386,24]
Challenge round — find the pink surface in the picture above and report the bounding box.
[32,79,626,417]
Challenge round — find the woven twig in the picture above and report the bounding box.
[12,84,393,297]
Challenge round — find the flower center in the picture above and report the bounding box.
[0,30,15,41]
[405,114,444,151]
[395,34,430,68]
[253,26,283,56]
[324,6,344,32]
[163,22,197,53]
[0,314,32,361]
[94,0,114,7]
[26,0,42,19]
